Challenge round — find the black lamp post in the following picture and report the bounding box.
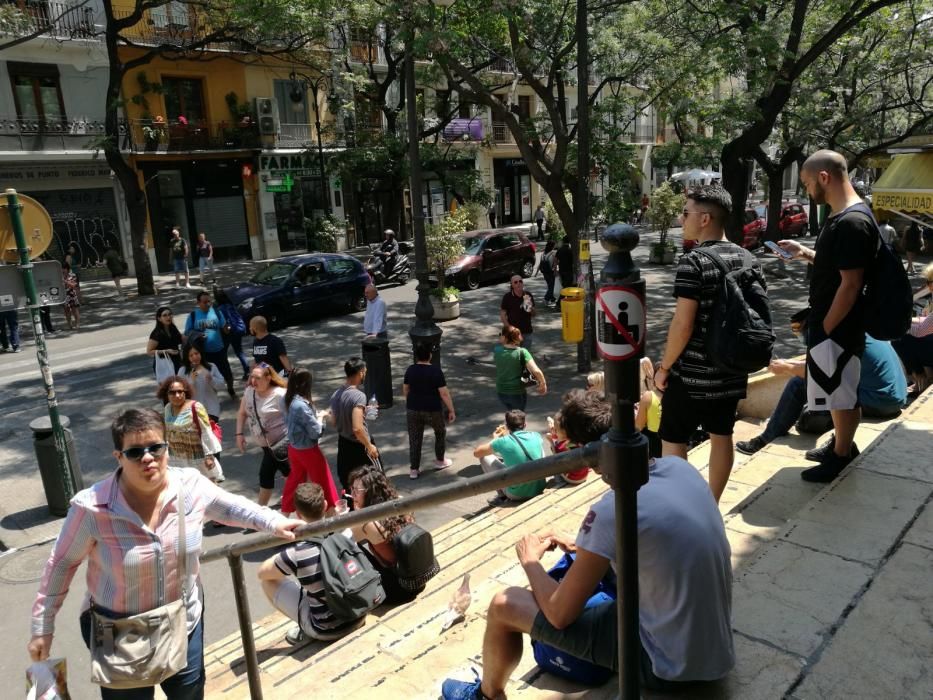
[289,71,335,214]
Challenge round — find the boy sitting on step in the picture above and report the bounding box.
[258,482,364,646]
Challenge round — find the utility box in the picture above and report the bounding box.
[30,415,83,517]
[560,287,585,343]
[361,337,393,408]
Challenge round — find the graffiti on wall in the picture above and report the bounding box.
[29,189,122,268]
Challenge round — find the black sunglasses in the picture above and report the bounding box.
[120,442,168,461]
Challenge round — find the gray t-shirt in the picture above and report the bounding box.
[575,456,735,682]
[329,384,368,442]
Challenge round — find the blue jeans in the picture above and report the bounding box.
[760,376,806,443]
[498,392,527,412]
[226,332,250,373]
[80,608,205,700]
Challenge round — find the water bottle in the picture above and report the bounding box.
[365,394,379,421]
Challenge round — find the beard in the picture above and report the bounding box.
[808,181,826,205]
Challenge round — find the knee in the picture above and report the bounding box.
[487,586,531,625]
[260,578,278,602]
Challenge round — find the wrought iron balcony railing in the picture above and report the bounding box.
[0,115,119,151]
[112,6,242,51]
[2,0,100,40]
[124,119,260,152]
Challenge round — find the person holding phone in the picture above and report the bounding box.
[773,149,877,483]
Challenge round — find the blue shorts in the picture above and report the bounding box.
[173,258,188,273]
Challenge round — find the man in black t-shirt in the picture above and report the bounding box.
[655,185,764,503]
[777,149,877,483]
[249,315,292,375]
[500,275,536,351]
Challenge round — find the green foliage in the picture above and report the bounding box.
[544,199,565,239]
[462,201,487,231]
[425,208,469,285]
[649,182,684,248]
[304,216,340,253]
[429,286,461,301]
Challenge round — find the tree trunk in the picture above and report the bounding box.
[720,143,750,245]
[765,171,785,241]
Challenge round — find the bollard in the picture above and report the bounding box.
[30,415,83,516]
[596,223,650,699]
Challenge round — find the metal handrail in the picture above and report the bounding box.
[201,444,599,699]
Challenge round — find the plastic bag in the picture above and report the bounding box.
[26,658,70,700]
[154,351,175,384]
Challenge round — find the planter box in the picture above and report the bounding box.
[649,247,677,264]
[431,297,460,321]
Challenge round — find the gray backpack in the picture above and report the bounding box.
[310,533,386,622]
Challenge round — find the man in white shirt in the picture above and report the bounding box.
[362,284,387,339]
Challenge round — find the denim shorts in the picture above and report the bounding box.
[173,258,188,273]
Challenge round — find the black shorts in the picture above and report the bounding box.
[258,446,290,489]
[337,435,374,490]
[658,374,740,443]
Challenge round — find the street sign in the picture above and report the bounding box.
[0,260,64,310]
[0,193,53,262]
[596,285,645,361]
[579,238,590,261]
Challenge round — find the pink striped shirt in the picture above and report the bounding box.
[909,313,933,338]
[31,467,286,637]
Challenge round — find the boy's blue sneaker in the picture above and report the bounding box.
[441,670,485,700]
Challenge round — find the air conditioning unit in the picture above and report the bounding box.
[254,97,278,136]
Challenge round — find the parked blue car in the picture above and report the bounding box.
[222,253,370,329]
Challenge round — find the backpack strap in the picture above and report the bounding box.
[509,433,534,462]
[693,244,750,275]
[190,402,202,437]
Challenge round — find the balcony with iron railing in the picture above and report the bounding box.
[112,6,243,51]
[124,118,260,152]
[0,115,119,151]
[2,0,100,40]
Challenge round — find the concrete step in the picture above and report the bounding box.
[201,387,933,699]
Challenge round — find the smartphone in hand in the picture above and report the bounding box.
[764,240,793,259]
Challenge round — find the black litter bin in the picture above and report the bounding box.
[361,337,393,408]
[30,415,83,517]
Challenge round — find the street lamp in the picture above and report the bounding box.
[289,70,336,214]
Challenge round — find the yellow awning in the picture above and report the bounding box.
[872,153,933,215]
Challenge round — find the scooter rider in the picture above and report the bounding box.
[375,229,399,277]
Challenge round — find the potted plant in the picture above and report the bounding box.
[425,208,470,320]
[142,115,166,151]
[647,181,685,264]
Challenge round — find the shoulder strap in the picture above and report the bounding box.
[509,432,534,461]
[171,477,187,604]
[694,244,749,274]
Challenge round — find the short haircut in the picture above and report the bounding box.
[196,291,210,303]
[504,409,526,432]
[414,343,432,362]
[345,356,366,377]
[250,315,268,332]
[156,375,194,403]
[561,389,611,444]
[802,149,848,179]
[111,408,165,450]
[293,482,326,520]
[686,185,732,225]
[501,325,523,345]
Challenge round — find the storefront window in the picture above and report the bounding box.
[273,177,325,252]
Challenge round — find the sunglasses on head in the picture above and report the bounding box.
[120,442,168,461]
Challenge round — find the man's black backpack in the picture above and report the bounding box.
[392,524,440,593]
[846,203,912,341]
[695,246,774,374]
[310,533,385,622]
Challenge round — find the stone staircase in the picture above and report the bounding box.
[202,386,933,699]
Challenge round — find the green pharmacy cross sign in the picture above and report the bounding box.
[266,173,294,193]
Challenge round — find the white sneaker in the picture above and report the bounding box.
[434,458,453,470]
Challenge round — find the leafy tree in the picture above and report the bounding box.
[648,182,684,251]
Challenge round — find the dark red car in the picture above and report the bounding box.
[777,202,809,238]
[682,208,764,252]
[431,229,536,290]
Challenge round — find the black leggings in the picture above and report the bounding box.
[407,409,446,472]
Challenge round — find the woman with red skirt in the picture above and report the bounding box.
[282,368,339,515]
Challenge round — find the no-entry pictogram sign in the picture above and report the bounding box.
[596,286,645,360]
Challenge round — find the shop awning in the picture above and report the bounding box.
[872,153,933,224]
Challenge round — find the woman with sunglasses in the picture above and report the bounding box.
[27,408,304,698]
[147,306,183,377]
[236,363,290,506]
[280,368,338,516]
[158,375,225,482]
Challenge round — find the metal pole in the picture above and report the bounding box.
[310,80,331,215]
[575,0,593,373]
[4,189,76,503]
[597,223,649,699]
[404,25,442,366]
[228,553,263,700]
